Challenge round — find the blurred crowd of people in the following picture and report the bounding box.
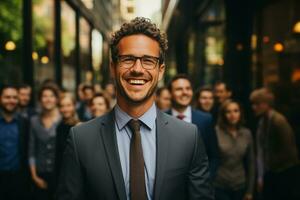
[0,75,299,200]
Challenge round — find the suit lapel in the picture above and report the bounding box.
[100,111,127,200]
[154,110,169,200]
[191,109,197,124]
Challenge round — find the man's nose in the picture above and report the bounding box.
[131,58,144,72]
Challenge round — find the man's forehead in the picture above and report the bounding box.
[117,34,160,54]
[173,79,192,86]
[20,87,31,92]
[3,88,18,94]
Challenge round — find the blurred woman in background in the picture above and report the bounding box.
[214,99,255,200]
[55,93,80,179]
[29,86,61,200]
[89,93,110,118]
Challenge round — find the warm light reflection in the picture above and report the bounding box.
[5,41,16,51]
[217,58,224,66]
[32,52,39,60]
[251,34,257,49]
[41,56,49,64]
[273,43,284,52]
[263,36,270,43]
[293,21,300,33]
[236,43,243,51]
[292,69,300,82]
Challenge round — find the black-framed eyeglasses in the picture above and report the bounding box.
[117,55,160,70]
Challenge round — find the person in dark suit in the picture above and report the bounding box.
[56,17,214,200]
[0,85,31,200]
[17,84,36,119]
[166,74,219,179]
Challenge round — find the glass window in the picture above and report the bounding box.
[91,30,103,83]
[32,0,55,87]
[61,1,76,93]
[81,0,94,9]
[79,17,92,83]
[0,0,22,85]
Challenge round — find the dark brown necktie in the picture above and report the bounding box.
[128,119,147,200]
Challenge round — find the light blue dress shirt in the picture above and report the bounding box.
[114,103,157,200]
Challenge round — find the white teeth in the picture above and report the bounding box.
[129,79,146,85]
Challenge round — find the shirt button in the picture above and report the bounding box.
[47,144,52,149]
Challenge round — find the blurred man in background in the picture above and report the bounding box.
[155,86,171,111]
[214,81,232,105]
[0,85,31,200]
[167,74,219,179]
[18,84,36,119]
[195,86,215,113]
[77,84,94,121]
[250,87,300,200]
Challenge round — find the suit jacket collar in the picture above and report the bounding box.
[100,110,127,200]
[154,110,169,200]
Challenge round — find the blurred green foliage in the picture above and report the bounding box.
[0,0,22,49]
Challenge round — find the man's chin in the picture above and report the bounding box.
[2,108,17,114]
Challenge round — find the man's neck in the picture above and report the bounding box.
[18,105,27,111]
[227,125,237,132]
[42,108,59,118]
[172,105,189,114]
[117,96,155,118]
[1,110,15,123]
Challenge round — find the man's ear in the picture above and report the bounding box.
[110,61,116,79]
[158,64,165,81]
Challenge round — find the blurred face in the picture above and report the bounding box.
[59,97,75,119]
[0,88,19,114]
[111,34,165,106]
[78,85,85,101]
[251,101,269,116]
[18,87,31,107]
[225,102,241,126]
[156,89,171,111]
[84,89,94,101]
[40,89,58,111]
[91,96,108,117]
[214,83,231,104]
[198,91,214,112]
[170,78,193,109]
[105,84,116,97]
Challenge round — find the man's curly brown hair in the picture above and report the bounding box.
[110,17,168,65]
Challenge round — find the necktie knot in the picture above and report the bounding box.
[128,119,141,133]
[177,114,185,120]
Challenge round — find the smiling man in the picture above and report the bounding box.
[57,17,213,200]
[0,85,31,200]
[167,74,219,179]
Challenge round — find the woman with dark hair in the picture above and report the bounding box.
[89,93,110,118]
[55,93,80,179]
[28,86,61,200]
[214,99,255,200]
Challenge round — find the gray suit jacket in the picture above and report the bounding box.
[56,109,214,200]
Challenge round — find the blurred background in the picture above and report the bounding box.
[0,0,300,128]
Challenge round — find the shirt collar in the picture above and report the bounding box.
[114,103,157,131]
[171,106,192,120]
